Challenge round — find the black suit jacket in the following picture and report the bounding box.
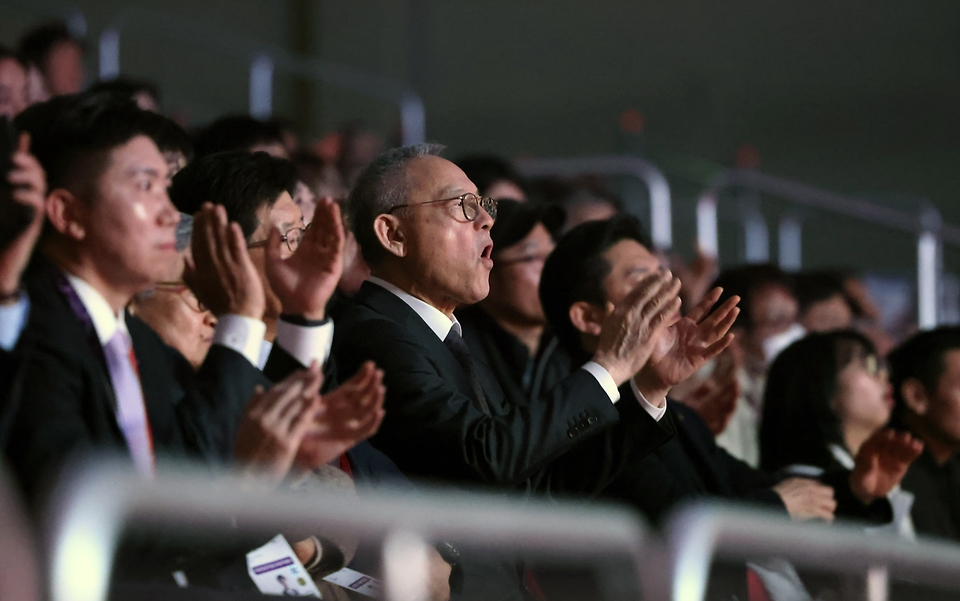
[332,281,672,495]
[4,264,273,501]
[901,449,960,543]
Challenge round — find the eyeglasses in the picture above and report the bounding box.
[248,224,310,253]
[153,282,208,314]
[388,192,497,223]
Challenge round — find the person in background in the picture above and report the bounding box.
[458,200,568,408]
[793,271,855,333]
[888,327,960,542]
[193,114,289,159]
[17,21,85,98]
[0,47,28,120]
[456,154,529,202]
[534,175,623,232]
[87,77,162,112]
[760,330,923,535]
[711,264,803,467]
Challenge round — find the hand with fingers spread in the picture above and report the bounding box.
[592,271,683,386]
[634,287,740,403]
[184,203,265,319]
[234,362,324,485]
[849,428,924,504]
[774,477,837,522]
[294,360,386,470]
[0,133,46,298]
[265,196,344,321]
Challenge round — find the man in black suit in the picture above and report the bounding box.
[888,327,960,542]
[541,215,919,525]
[333,143,705,494]
[4,94,341,501]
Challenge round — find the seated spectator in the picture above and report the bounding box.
[458,200,569,408]
[888,327,960,542]
[87,77,162,112]
[17,21,84,98]
[129,278,216,371]
[760,330,923,533]
[456,154,529,201]
[333,143,692,494]
[0,47,28,119]
[534,175,623,232]
[711,264,803,467]
[193,115,288,159]
[794,271,854,333]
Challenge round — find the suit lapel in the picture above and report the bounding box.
[127,315,180,451]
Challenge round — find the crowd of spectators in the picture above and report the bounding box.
[0,19,959,601]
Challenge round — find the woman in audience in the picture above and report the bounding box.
[760,330,922,534]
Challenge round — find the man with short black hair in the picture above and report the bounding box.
[888,326,960,542]
[193,115,288,159]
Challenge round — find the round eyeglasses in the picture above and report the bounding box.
[247,224,310,253]
[388,192,497,222]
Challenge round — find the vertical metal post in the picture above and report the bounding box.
[400,92,427,146]
[696,194,719,261]
[866,566,890,601]
[918,207,942,330]
[778,213,802,271]
[249,53,274,120]
[647,168,673,251]
[742,206,769,263]
[98,27,121,80]
[382,530,430,601]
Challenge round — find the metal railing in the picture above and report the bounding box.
[696,169,960,329]
[96,5,426,145]
[657,502,960,601]
[44,458,651,601]
[515,155,674,251]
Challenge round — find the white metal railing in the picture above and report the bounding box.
[43,457,651,601]
[515,155,674,251]
[657,502,960,601]
[697,169,960,329]
[96,6,426,145]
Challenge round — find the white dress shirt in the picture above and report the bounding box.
[366,277,666,421]
[0,295,29,351]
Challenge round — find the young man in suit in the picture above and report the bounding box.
[540,215,921,524]
[4,94,341,500]
[333,144,731,495]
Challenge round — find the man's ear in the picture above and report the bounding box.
[900,378,930,416]
[569,301,604,337]
[373,213,406,258]
[45,188,86,241]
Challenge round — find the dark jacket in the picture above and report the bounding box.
[900,449,960,543]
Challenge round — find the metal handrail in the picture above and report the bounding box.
[44,457,651,601]
[515,155,674,251]
[97,5,426,145]
[657,502,960,601]
[697,169,951,329]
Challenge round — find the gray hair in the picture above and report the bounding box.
[346,143,445,267]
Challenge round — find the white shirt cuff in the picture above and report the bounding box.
[581,361,621,403]
[212,314,267,367]
[275,318,334,368]
[630,378,667,421]
[0,295,29,352]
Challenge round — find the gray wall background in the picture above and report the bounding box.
[1,0,958,274]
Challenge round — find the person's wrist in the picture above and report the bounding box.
[0,286,23,306]
[848,472,876,505]
[633,371,669,408]
[591,354,629,386]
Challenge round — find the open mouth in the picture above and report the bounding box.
[480,244,494,261]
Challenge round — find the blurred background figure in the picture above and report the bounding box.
[87,77,162,112]
[794,271,855,333]
[456,154,529,202]
[0,47,27,120]
[534,175,623,233]
[17,20,84,99]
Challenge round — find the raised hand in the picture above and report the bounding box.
[0,133,46,297]
[849,428,924,504]
[773,477,837,522]
[634,287,739,402]
[234,362,324,485]
[294,360,386,470]
[592,271,682,386]
[264,196,344,320]
[184,203,266,319]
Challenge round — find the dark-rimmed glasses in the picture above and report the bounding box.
[388,192,497,222]
[247,224,310,253]
[153,282,208,314]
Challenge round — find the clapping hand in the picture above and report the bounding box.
[849,428,923,504]
[185,203,266,319]
[265,196,344,321]
[634,287,739,403]
[0,133,46,298]
[294,361,386,470]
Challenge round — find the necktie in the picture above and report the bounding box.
[443,329,490,415]
[103,328,154,476]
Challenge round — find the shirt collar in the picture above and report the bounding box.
[65,273,127,345]
[367,276,461,341]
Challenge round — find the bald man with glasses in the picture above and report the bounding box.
[333,144,688,495]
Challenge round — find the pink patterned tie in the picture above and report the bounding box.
[102,328,154,476]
